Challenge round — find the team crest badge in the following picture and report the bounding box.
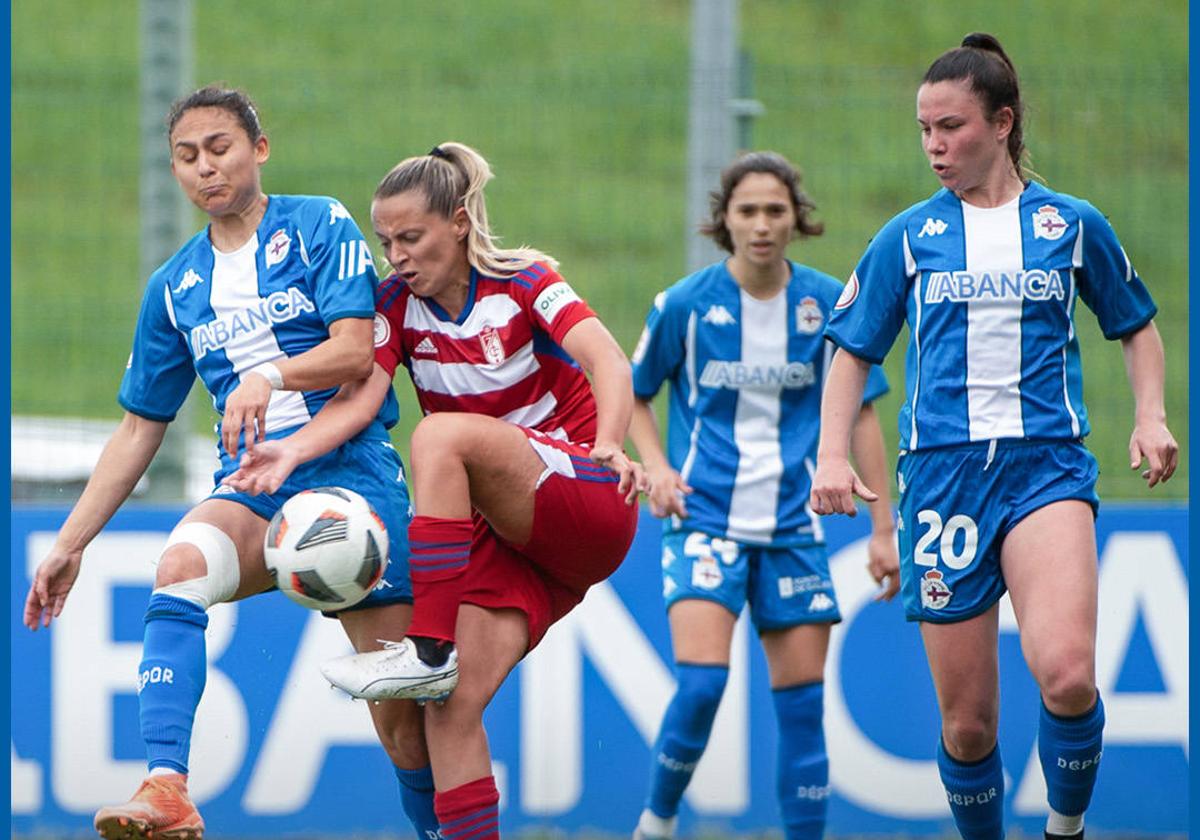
[919,569,953,610]
[795,296,824,334]
[373,314,391,348]
[1032,205,1068,241]
[265,228,292,268]
[835,273,860,310]
[691,557,723,590]
[479,326,506,365]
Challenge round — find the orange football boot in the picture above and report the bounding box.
[94,772,205,839]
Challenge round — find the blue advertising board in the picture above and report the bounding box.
[10,504,1188,836]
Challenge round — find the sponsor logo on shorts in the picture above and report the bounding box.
[663,577,678,598]
[795,296,824,334]
[920,569,953,610]
[1032,204,1068,240]
[661,546,676,570]
[778,574,827,599]
[691,557,723,590]
[808,592,836,612]
[265,228,291,268]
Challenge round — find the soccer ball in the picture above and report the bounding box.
[264,487,388,611]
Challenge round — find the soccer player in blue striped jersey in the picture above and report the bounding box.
[813,35,1178,840]
[22,87,436,840]
[629,152,898,840]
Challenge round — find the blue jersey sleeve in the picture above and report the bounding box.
[630,288,687,400]
[825,212,912,364]
[302,199,380,326]
[117,277,195,422]
[1071,201,1157,339]
[863,362,889,404]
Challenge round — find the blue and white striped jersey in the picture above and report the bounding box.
[631,260,888,547]
[826,182,1156,451]
[119,194,398,439]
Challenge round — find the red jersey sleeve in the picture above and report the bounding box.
[372,276,409,377]
[523,263,597,345]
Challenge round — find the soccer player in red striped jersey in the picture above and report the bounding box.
[225,142,643,838]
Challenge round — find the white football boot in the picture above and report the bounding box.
[320,638,459,701]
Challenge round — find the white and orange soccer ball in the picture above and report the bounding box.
[264,487,388,611]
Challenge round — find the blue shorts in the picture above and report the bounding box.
[661,529,840,631]
[208,430,413,611]
[896,439,1099,624]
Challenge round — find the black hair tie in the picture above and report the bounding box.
[429,145,449,159]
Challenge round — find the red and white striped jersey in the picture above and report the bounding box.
[373,262,599,444]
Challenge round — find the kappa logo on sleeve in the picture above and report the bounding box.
[329,201,352,225]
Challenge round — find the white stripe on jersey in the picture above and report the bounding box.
[963,199,1024,441]
[500,390,558,431]
[906,231,923,449]
[1062,271,1081,437]
[210,235,311,432]
[725,290,786,543]
[410,340,539,396]
[403,291,522,339]
[685,311,698,408]
[163,284,178,329]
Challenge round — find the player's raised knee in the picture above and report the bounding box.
[153,522,241,609]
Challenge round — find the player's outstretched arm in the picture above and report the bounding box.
[562,317,647,503]
[812,348,875,516]
[223,363,392,496]
[24,412,168,630]
[221,316,376,458]
[850,402,900,601]
[1120,321,1179,488]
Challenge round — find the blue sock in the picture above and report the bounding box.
[396,764,440,840]
[936,739,1004,840]
[772,681,829,840]
[645,663,729,818]
[139,593,209,774]
[1038,694,1105,817]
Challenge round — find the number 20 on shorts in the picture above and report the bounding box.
[913,510,979,570]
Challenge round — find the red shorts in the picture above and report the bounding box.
[457,430,639,649]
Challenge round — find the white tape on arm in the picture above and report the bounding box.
[154,522,242,609]
[249,361,284,390]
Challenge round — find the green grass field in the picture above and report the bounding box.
[12,0,1187,501]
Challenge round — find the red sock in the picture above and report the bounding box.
[435,775,500,840]
[407,515,473,643]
